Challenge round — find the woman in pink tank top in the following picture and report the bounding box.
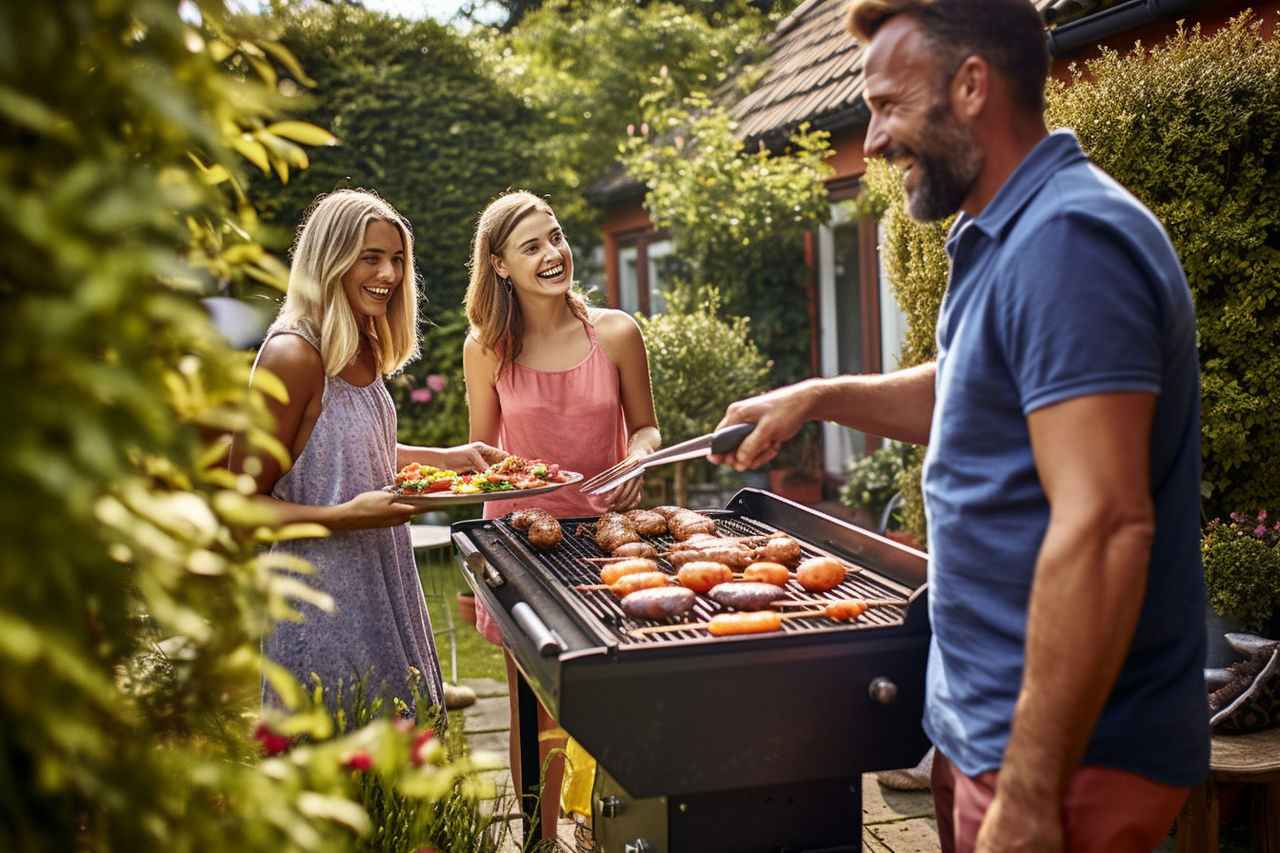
[462,191,660,844]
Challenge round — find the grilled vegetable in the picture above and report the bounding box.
[795,557,846,593]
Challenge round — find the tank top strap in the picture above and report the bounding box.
[248,322,327,399]
[581,314,600,347]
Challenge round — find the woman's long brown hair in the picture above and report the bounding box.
[464,191,589,380]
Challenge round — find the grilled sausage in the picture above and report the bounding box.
[741,562,791,587]
[708,611,783,636]
[669,511,717,541]
[756,537,802,566]
[668,533,724,552]
[595,512,640,552]
[620,586,696,621]
[600,558,659,586]
[707,581,789,611]
[511,508,553,531]
[623,509,667,536]
[610,571,672,597]
[675,561,734,594]
[668,546,753,570]
[527,517,563,551]
[795,557,847,593]
[823,600,868,621]
[611,541,657,559]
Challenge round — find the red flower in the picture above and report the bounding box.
[253,721,291,757]
[341,749,373,772]
[411,728,436,767]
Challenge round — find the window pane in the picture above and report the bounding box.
[833,221,863,376]
[646,239,673,314]
[619,246,639,314]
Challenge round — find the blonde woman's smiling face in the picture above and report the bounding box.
[493,209,573,298]
[341,219,404,318]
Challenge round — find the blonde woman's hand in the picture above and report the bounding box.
[334,490,418,529]
[436,442,506,473]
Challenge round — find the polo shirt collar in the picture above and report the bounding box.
[951,129,1086,244]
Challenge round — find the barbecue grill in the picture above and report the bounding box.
[450,489,931,853]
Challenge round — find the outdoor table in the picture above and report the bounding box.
[1176,727,1280,852]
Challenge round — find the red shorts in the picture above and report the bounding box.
[931,750,1188,853]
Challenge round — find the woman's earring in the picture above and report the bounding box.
[502,276,512,292]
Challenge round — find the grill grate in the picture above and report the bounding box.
[492,511,912,649]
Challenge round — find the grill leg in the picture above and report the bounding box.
[516,668,542,847]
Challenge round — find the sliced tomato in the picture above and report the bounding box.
[424,479,452,493]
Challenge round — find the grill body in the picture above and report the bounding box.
[451,489,932,852]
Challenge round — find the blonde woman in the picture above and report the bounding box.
[236,189,501,716]
[463,190,660,842]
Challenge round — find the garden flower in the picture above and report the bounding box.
[411,728,439,767]
[341,749,373,771]
[410,387,433,404]
[253,721,290,757]
[426,374,447,392]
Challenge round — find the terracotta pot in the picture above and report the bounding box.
[456,591,477,627]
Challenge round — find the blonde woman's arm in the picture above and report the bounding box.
[233,335,418,530]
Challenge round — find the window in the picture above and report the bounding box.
[646,238,674,314]
[618,245,641,314]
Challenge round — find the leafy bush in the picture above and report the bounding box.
[1203,511,1280,631]
[638,288,772,501]
[840,441,913,526]
[866,14,1280,540]
[0,1,486,848]
[246,4,546,449]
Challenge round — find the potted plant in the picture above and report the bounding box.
[839,440,911,530]
[1202,510,1280,666]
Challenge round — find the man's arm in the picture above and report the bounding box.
[977,391,1156,852]
[713,362,937,471]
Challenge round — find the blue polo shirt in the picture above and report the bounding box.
[922,130,1209,786]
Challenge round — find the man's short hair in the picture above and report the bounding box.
[846,0,1049,113]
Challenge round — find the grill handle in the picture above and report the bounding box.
[451,531,504,589]
[512,602,564,657]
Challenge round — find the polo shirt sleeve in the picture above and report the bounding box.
[999,212,1163,416]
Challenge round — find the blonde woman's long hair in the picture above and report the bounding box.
[276,189,420,376]
[464,191,589,380]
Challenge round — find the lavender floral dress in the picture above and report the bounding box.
[253,324,443,715]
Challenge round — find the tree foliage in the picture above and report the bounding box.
[246,3,545,450]
[865,13,1280,540]
[0,1,487,848]
[477,0,780,240]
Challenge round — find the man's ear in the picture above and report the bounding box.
[951,55,989,122]
[491,255,508,280]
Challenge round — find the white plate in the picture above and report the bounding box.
[387,471,583,508]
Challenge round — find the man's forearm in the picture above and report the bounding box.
[808,362,937,445]
[998,514,1153,802]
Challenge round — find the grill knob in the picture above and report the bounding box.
[869,676,898,705]
[599,795,623,818]
[624,840,656,853]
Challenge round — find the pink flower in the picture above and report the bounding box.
[253,721,291,757]
[426,374,447,392]
[1256,525,1268,538]
[410,387,433,404]
[394,717,415,734]
[341,750,373,772]
[1260,510,1269,521]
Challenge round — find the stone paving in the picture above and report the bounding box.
[458,677,941,852]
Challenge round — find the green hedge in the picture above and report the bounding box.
[248,5,546,448]
[866,13,1280,541]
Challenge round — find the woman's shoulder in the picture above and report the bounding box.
[257,332,324,398]
[589,307,642,344]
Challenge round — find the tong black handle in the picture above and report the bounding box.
[710,422,756,455]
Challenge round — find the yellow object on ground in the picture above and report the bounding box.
[561,736,597,819]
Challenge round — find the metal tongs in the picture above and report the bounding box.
[578,422,756,496]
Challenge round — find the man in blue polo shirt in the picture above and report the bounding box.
[712,0,1208,850]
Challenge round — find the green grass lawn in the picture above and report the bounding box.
[417,551,507,684]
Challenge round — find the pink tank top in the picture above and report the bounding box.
[482,318,629,520]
